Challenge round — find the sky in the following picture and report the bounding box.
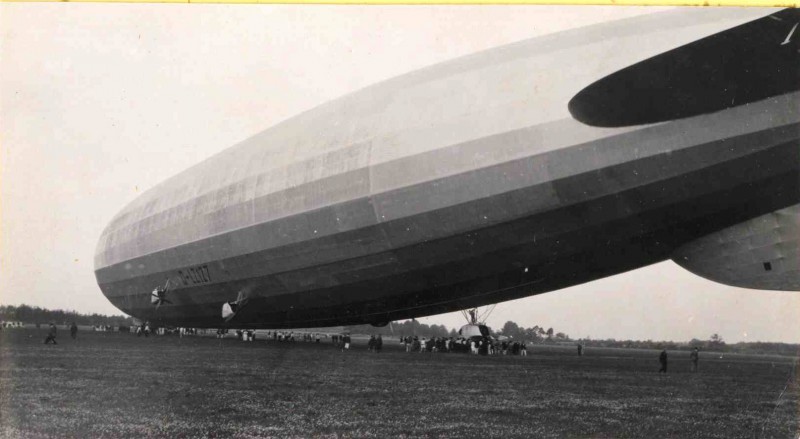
[1,4,797,344]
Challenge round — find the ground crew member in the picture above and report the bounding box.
[44,323,58,345]
[690,347,699,372]
[70,322,78,340]
[577,343,583,356]
[659,349,668,373]
[376,335,383,353]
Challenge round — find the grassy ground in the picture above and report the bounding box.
[0,328,797,438]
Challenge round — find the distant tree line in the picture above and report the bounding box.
[0,304,135,327]
[578,333,799,356]
[496,320,567,342]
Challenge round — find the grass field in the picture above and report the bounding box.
[1,328,797,438]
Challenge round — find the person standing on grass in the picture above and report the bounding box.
[659,349,668,373]
[690,347,699,372]
[577,343,583,356]
[44,323,58,345]
[376,335,383,353]
[70,322,78,340]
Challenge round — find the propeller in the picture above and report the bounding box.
[222,290,250,322]
[150,278,173,309]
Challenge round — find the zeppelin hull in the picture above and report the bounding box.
[94,9,800,328]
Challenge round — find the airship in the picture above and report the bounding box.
[94,8,799,329]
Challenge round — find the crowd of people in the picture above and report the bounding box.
[134,323,182,336]
[262,331,325,343]
[332,333,352,350]
[398,335,528,356]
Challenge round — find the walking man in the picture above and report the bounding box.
[70,322,78,340]
[690,347,699,372]
[659,349,668,373]
[44,323,58,345]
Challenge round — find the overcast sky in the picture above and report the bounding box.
[1,4,796,343]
